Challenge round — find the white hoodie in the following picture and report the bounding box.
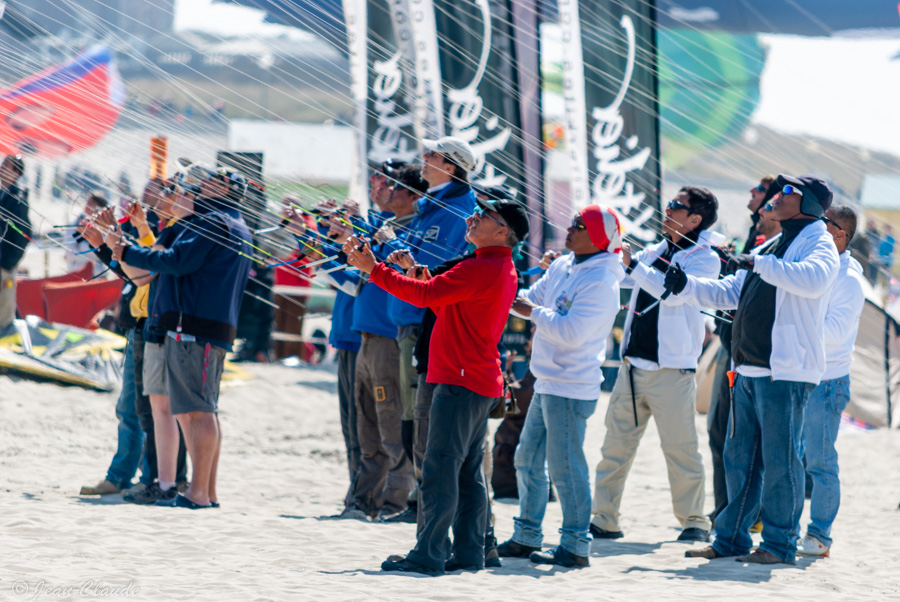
[519,252,624,400]
[621,230,723,370]
[680,219,840,384]
[822,251,866,380]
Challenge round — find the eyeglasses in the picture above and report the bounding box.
[782,185,804,197]
[821,216,844,232]
[570,217,587,230]
[474,208,507,228]
[667,199,693,213]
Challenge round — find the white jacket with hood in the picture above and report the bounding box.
[679,219,840,384]
[519,252,624,401]
[621,230,723,370]
[822,251,866,380]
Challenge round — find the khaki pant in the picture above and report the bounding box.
[348,334,414,517]
[398,333,418,421]
[0,269,16,330]
[592,364,711,532]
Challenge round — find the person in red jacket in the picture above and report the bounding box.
[344,198,530,575]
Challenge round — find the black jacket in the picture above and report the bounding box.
[0,184,31,271]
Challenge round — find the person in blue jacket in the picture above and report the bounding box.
[109,166,253,510]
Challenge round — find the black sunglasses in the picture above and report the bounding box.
[821,216,844,232]
[570,216,586,230]
[667,199,694,213]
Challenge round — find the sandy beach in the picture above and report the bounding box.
[2,361,899,601]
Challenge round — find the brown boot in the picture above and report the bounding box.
[79,479,121,496]
[685,546,726,559]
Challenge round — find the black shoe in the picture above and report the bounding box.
[380,507,417,523]
[677,527,710,543]
[124,482,170,505]
[444,557,481,572]
[381,555,444,576]
[496,539,540,558]
[589,524,624,539]
[530,546,589,568]
[484,546,502,568]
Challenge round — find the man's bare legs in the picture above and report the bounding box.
[175,411,219,506]
[208,415,222,504]
[150,394,179,486]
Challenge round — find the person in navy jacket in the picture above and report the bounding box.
[110,166,252,510]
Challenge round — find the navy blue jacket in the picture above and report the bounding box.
[123,199,252,348]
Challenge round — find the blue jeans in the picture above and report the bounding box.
[104,329,147,489]
[801,375,850,547]
[513,393,597,557]
[712,375,814,562]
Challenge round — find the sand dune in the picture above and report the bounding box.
[2,362,899,600]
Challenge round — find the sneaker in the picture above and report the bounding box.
[735,549,795,565]
[121,482,149,497]
[484,546,502,568]
[685,546,726,559]
[496,539,540,558]
[335,506,369,521]
[124,482,163,504]
[379,507,416,523]
[750,520,763,533]
[677,527,710,543]
[176,481,190,494]
[797,534,830,557]
[444,557,481,572]
[79,479,120,496]
[381,555,443,576]
[530,546,589,568]
[589,523,624,539]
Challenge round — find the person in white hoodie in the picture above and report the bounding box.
[495,205,625,568]
[798,204,865,558]
[666,174,840,565]
[590,186,721,545]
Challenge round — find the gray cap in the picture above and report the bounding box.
[422,136,477,172]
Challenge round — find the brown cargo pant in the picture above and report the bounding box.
[347,334,414,517]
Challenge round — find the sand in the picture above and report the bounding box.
[2,361,900,601]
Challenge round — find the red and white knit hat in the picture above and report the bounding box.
[579,204,623,253]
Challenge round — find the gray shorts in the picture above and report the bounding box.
[164,337,227,414]
[142,341,167,396]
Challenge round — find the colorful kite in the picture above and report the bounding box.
[0,44,125,158]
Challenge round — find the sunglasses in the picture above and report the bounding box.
[570,216,586,230]
[752,184,766,193]
[667,199,693,213]
[782,185,804,197]
[762,202,775,212]
[474,208,507,228]
[821,216,844,232]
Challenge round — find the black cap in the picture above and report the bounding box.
[369,158,408,178]
[473,184,518,202]
[476,197,530,242]
[776,174,833,218]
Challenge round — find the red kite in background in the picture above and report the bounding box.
[0,44,124,158]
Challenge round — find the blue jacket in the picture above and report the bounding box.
[314,238,396,342]
[382,181,475,327]
[330,290,361,352]
[123,199,253,349]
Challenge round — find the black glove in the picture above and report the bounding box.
[663,263,688,296]
[725,253,754,275]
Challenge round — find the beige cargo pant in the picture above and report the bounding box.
[592,363,711,532]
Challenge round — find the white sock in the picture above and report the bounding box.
[159,481,176,492]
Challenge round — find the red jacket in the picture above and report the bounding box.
[369,246,517,397]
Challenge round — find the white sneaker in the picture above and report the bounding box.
[797,534,830,557]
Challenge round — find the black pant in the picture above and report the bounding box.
[406,384,496,571]
[708,351,732,522]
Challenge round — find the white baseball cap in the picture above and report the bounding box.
[422,136,477,173]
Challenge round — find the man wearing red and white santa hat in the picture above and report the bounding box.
[497,205,626,568]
